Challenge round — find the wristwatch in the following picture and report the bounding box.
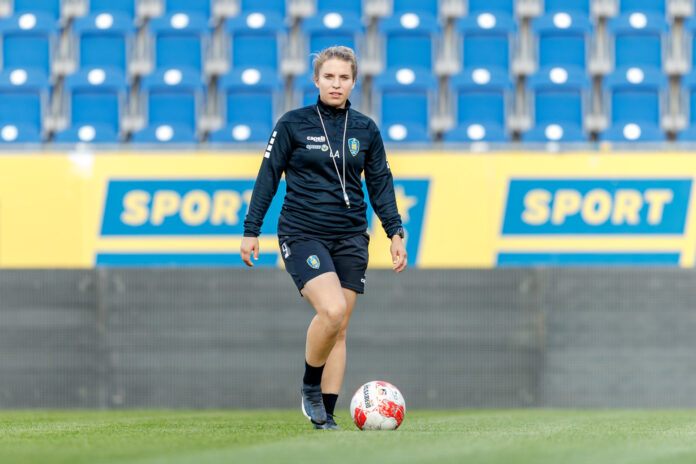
[390,227,405,239]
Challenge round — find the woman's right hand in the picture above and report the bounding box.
[240,236,260,267]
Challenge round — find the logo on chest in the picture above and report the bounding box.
[348,138,360,156]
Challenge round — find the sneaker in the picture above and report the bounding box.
[301,383,327,425]
[314,413,341,430]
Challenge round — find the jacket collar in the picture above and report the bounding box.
[316,96,351,118]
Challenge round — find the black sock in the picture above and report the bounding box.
[303,361,325,386]
[323,393,338,416]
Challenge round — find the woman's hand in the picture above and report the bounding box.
[390,235,407,273]
[240,236,259,267]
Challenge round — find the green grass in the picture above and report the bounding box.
[1,410,696,464]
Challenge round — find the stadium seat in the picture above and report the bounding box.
[468,0,514,15]
[0,12,57,74]
[608,11,668,69]
[225,11,286,71]
[529,65,589,128]
[209,121,272,143]
[218,66,281,129]
[544,0,590,15]
[140,67,205,133]
[392,0,438,16]
[618,0,666,15]
[442,122,509,142]
[302,10,364,68]
[53,123,120,143]
[684,16,696,69]
[374,66,435,131]
[521,122,587,142]
[293,71,363,110]
[0,67,49,135]
[148,12,211,73]
[676,124,696,141]
[0,122,42,143]
[13,0,60,18]
[450,67,511,130]
[381,121,431,142]
[534,11,592,70]
[379,11,440,70]
[240,0,285,16]
[599,121,665,142]
[458,11,515,73]
[604,65,666,125]
[131,122,198,143]
[682,70,696,128]
[164,0,211,16]
[88,0,136,17]
[72,12,135,72]
[317,0,362,16]
[63,67,127,134]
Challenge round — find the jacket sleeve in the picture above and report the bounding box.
[243,119,292,237]
[364,120,403,238]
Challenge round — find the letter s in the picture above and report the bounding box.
[521,189,551,225]
[120,190,150,226]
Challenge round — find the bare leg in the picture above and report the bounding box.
[322,288,357,394]
[301,272,347,367]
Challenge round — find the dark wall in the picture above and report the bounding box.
[1,268,694,409]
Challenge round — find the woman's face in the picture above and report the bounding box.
[315,58,355,108]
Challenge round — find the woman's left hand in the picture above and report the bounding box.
[390,235,407,273]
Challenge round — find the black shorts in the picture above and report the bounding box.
[278,233,370,295]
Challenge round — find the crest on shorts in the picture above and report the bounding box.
[348,138,360,156]
[306,255,320,269]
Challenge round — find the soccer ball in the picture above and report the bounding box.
[350,380,406,430]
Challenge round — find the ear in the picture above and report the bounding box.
[313,76,320,89]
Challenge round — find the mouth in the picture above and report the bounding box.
[329,92,342,98]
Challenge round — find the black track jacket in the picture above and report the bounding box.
[243,98,403,239]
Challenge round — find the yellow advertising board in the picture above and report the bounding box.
[0,151,694,268]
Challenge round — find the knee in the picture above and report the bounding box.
[320,301,347,331]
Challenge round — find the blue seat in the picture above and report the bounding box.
[131,122,198,143]
[382,121,431,142]
[618,0,665,14]
[54,123,120,143]
[218,66,282,128]
[450,67,511,128]
[240,0,285,16]
[544,0,590,14]
[89,0,135,17]
[165,0,211,16]
[302,10,364,68]
[681,70,696,127]
[684,17,696,69]
[599,121,665,142]
[0,13,57,74]
[676,125,696,142]
[392,0,438,16]
[522,122,587,142]
[209,122,272,143]
[225,11,286,71]
[140,67,204,132]
[529,65,589,127]
[458,11,515,73]
[293,71,363,110]
[317,0,362,16]
[534,11,592,70]
[374,66,435,129]
[64,67,127,133]
[442,122,509,142]
[0,67,49,134]
[73,12,135,72]
[468,0,514,15]
[0,123,42,143]
[609,12,667,69]
[14,0,60,18]
[604,65,666,125]
[379,11,440,71]
[149,12,211,73]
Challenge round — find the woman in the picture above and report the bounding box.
[240,46,407,430]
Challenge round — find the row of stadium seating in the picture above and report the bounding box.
[1,0,696,144]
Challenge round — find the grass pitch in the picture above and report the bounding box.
[1,410,696,464]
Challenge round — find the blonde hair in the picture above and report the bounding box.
[312,46,358,82]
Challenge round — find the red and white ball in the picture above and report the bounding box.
[350,380,406,430]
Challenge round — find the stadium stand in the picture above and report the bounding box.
[0,0,693,144]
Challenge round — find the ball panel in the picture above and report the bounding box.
[350,380,406,431]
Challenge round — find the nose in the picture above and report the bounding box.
[332,78,340,88]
